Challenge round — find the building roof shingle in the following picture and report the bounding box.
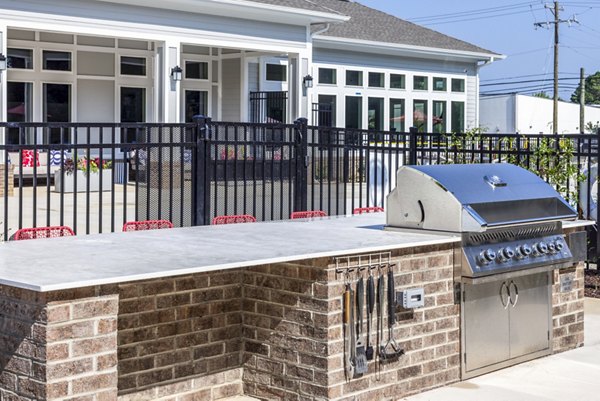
[247,0,499,56]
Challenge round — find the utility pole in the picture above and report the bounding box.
[580,67,585,133]
[534,1,578,134]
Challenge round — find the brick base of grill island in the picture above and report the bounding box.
[0,217,586,401]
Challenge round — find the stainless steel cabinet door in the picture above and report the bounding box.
[463,280,510,372]
[508,272,551,358]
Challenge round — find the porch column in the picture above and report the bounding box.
[291,49,311,122]
[159,41,181,122]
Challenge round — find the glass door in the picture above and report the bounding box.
[121,87,146,144]
[7,82,33,145]
[184,90,208,122]
[44,83,71,144]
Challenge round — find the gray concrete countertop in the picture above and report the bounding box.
[0,213,459,292]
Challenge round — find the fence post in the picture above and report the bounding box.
[515,132,521,166]
[294,118,308,213]
[192,115,211,226]
[408,126,418,165]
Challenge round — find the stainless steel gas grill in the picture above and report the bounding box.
[386,163,581,379]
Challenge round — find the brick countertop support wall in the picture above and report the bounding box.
[0,285,119,401]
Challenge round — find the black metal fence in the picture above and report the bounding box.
[249,91,288,124]
[2,119,599,260]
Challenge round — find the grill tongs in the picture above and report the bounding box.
[379,265,404,362]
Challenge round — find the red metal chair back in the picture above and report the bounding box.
[212,214,257,225]
[353,206,384,215]
[13,226,75,241]
[290,210,327,219]
[122,220,174,232]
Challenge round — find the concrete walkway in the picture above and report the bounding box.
[402,297,600,401]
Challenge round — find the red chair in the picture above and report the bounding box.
[290,210,327,219]
[13,226,75,241]
[212,214,257,225]
[353,206,384,215]
[122,219,174,232]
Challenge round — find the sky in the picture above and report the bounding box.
[357,0,600,101]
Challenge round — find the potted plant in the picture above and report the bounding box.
[54,156,113,193]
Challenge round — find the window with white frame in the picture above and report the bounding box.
[432,101,447,133]
[185,61,208,80]
[413,76,428,91]
[413,99,428,132]
[433,77,447,92]
[7,48,33,69]
[121,56,146,76]
[451,101,465,133]
[346,70,363,86]
[266,64,287,82]
[368,72,384,88]
[389,99,405,132]
[43,50,71,71]
[452,78,465,93]
[318,68,337,85]
[390,74,405,89]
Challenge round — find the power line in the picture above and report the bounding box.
[408,2,539,22]
[481,77,580,87]
[481,72,579,82]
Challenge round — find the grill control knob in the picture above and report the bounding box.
[555,240,565,251]
[479,249,496,264]
[533,242,548,256]
[498,247,515,262]
[516,244,532,259]
[547,242,557,253]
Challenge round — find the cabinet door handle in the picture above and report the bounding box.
[509,281,519,307]
[500,281,510,309]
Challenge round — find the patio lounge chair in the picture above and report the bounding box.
[12,226,75,240]
[290,210,327,219]
[122,220,174,231]
[212,214,257,225]
[352,206,384,214]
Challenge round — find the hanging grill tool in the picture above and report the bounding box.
[337,253,395,380]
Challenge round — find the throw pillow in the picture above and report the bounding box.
[49,150,70,166]
[21,150,40,167]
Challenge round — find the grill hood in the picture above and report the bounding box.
[386,163,577,233]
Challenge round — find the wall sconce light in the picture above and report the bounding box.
[171,65,183,82]
[303,74,313,89]
[0,54,7,71]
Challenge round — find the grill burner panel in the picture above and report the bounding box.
[463,233,572,278]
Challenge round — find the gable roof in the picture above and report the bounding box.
[246,0,500,57]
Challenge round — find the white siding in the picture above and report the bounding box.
[248,62,260,92]
[466,74,477,129]
[221,58,241,121]
[313,48,474,74]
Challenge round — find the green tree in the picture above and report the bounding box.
[533,91,550,99]
[571,71,600,104]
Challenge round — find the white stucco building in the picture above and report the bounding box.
[480,94,600,134]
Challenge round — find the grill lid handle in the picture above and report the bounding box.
[484,174,507,188]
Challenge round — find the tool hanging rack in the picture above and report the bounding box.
[335,251,393,275]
